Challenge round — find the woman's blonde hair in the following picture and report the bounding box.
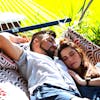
[58,38,100,79]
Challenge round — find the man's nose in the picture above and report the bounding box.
[52,43,57,49]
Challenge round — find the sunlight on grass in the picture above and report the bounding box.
[0,0,100,44]
[1,0,99,27]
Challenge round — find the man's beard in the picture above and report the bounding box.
[40,43,55,59]
[45,49,55,59]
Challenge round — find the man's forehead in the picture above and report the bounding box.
[43,34,55,39]
[43,34,49,37]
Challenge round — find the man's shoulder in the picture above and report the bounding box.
[54,57,68,71]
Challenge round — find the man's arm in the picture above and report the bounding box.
[0,32,29,43]
[0,33,23,61]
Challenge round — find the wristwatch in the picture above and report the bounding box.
[85,78,91,86]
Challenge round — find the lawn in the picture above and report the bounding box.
[0,0,100,45]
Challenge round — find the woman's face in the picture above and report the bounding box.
[60,47,82,70]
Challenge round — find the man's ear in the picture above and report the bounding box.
[33,38,39,44]
[33,38,40,48]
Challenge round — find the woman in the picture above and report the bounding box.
[58,38,100,100]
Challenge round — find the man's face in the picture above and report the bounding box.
[39,34,57,58]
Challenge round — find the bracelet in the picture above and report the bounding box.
[85,78,91,86]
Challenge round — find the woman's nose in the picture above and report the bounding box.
[67,56,73,61]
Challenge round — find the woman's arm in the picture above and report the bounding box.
[88,77,100,86]
[68,70,86,86]
[69,69,100,86]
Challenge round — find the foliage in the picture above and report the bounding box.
[91,24,100,46]
[67,0,100,46]
[0,0,100,46]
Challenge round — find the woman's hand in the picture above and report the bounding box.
[68,69,86,86]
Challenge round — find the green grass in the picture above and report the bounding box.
[0,0,100,45]
[1,0,100,25]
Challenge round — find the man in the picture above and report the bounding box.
[0,30,89,100]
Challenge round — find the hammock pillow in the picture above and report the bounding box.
[0,52,17,70]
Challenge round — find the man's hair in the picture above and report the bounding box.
[30,30,56,51]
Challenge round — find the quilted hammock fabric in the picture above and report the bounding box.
[0,52,29,100]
